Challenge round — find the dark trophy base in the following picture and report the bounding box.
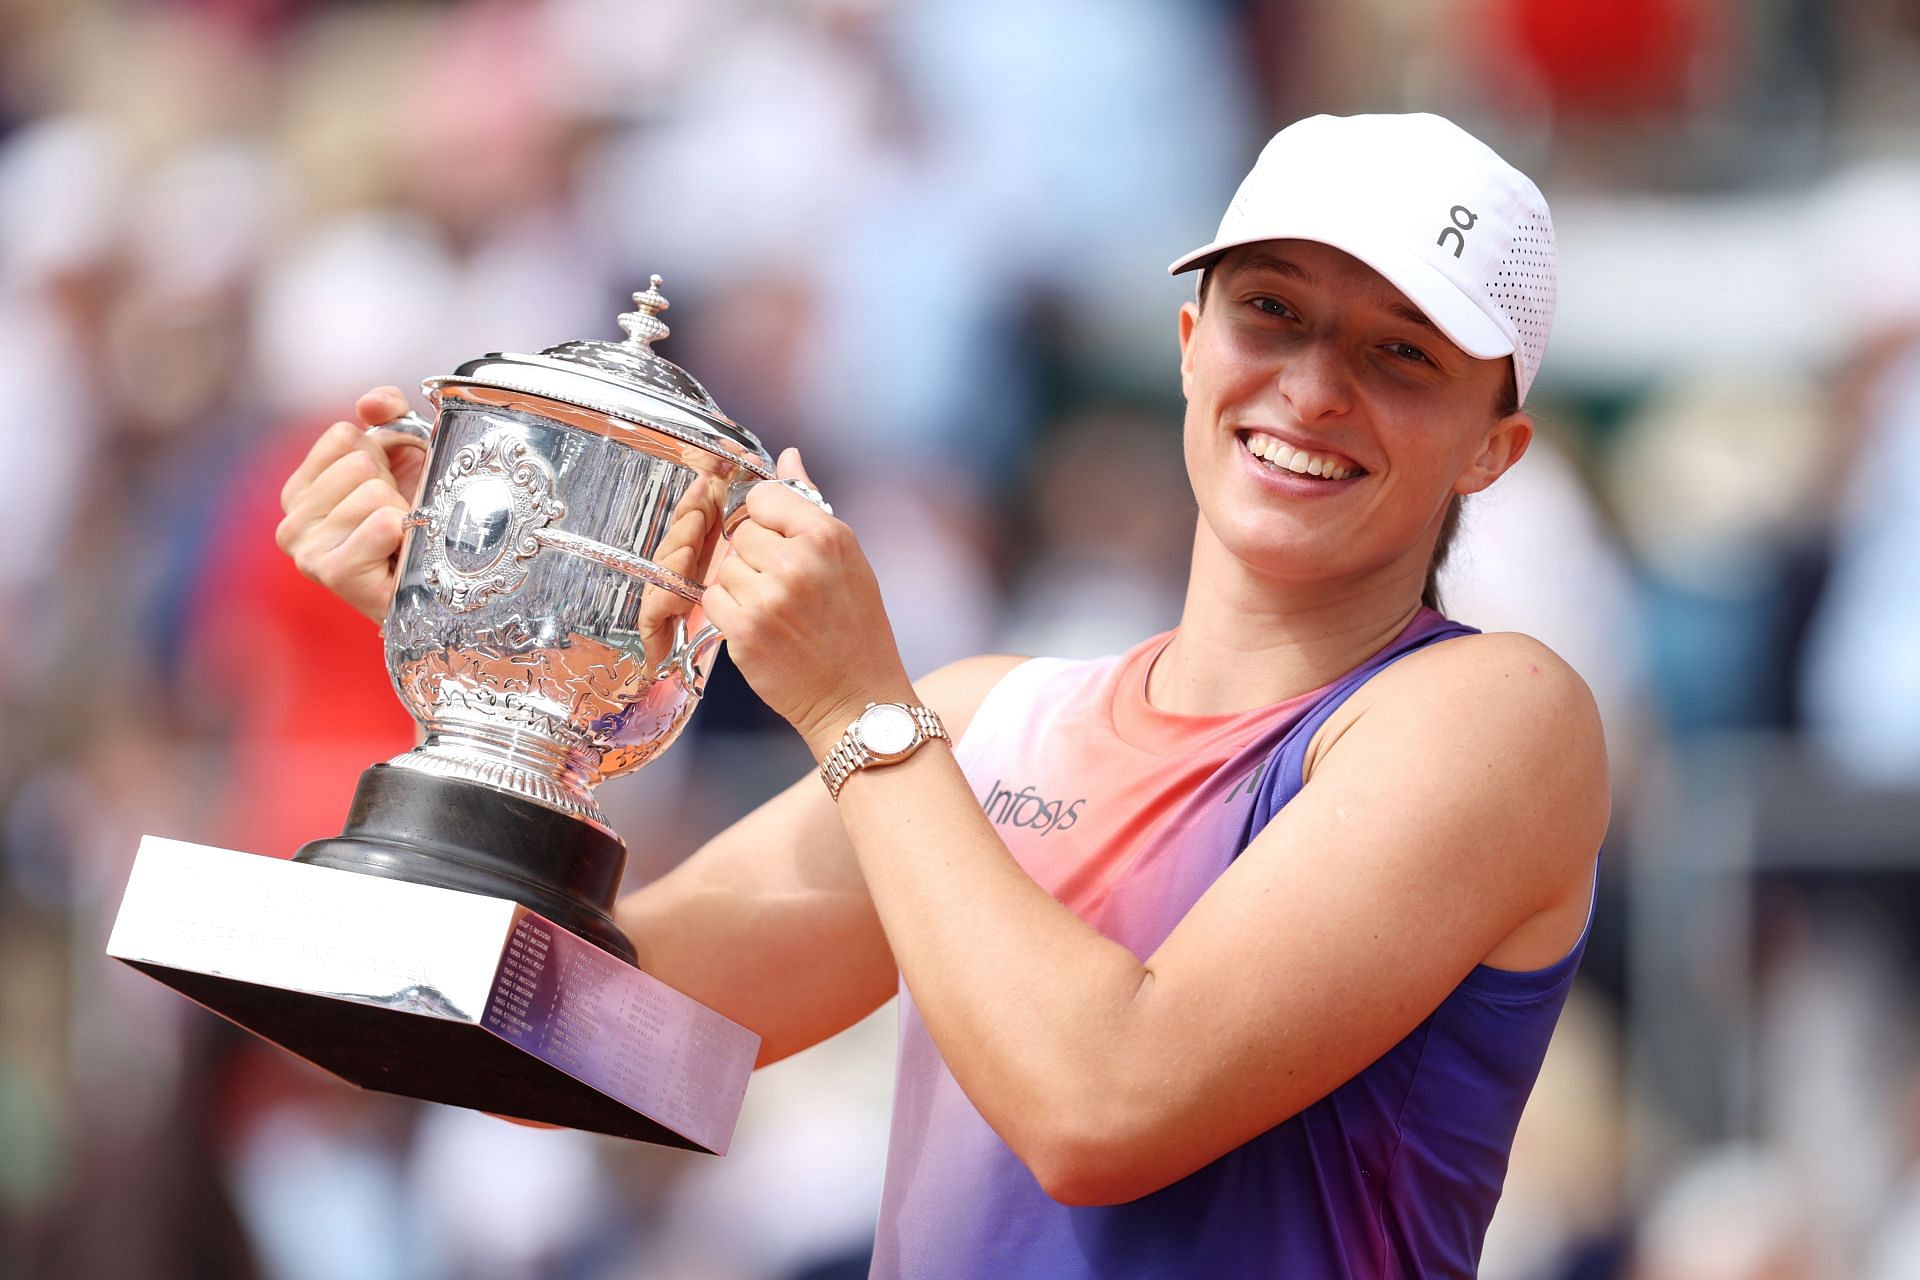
[293,765,636,965]
[105,771,759,1151]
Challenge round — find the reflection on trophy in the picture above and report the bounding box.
[107,277,815,1152]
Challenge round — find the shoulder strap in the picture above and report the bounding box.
[1238,616,1480,850]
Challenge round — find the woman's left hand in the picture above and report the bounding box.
[703,448,917,757]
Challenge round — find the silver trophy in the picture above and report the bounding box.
[108,278,817,1151]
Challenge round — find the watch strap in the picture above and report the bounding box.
[820,704,949,800]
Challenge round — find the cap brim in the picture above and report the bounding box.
[1168,228,1513,361]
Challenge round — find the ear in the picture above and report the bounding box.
[1177,300,1200,399]
[1453,410,1534,496]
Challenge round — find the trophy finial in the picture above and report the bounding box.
[618,274,671,348]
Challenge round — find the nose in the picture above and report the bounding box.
[1275,340,1352,423]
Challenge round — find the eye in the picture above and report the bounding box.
[1249,296,1297,320]
[1383,340,1433,366]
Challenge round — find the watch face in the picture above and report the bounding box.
[855,704,918,756]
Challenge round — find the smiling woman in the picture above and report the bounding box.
[698,113,1598,1280]
[1190,242,1529,610]
[277,111,1605,1280]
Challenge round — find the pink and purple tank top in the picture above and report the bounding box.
[870,608,1591,1278]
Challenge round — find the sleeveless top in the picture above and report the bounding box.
[869,609,1592,1279]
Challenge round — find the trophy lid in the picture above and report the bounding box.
[427,276,774,478]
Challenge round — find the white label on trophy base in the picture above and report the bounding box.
[108,837,512,1022]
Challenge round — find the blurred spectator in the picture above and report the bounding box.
[1864,1063,1920,1280]
[1607,374,1826,734]
[1001,407,1190,660]
[1799,166,1920,785]
[1630,1145,1838,1280]
[0,115,122,720]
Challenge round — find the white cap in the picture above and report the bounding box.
[1169,112,1557,404]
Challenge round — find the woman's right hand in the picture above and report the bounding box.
[276,386,431,623]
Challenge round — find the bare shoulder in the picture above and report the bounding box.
[912,653,1031,740]
[1306,630,1610,847]
[1386,629,1600,714]
[1314,630,1601,749]
[1396,630,1605,786]
[1299,630,1609,961]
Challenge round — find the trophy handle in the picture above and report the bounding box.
[673,616,725,688]
[371,409,436,448]
[671,476,834,685]
[720,475,832,535]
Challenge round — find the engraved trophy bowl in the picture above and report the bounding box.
[105,278,799,1149]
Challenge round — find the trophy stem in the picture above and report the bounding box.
[294,764,636,964]
[389,718,609,829]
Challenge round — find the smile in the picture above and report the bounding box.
[1236,430,1365,481]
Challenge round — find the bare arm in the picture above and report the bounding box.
[642,448,1610,1206]
[807,632,1608,1205]
[614,652,1025,1068]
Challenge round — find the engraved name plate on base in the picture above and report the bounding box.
[107,837,758,1152]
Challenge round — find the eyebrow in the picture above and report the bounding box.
[1224,253,1443,335]
[1385,302,1440,334]
[1228,252,1311,284]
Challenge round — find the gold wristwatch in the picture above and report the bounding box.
[820,702,950,800]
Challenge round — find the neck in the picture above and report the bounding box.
[1146,520,1430,715]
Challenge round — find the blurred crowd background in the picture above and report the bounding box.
[3,0,1920,1277]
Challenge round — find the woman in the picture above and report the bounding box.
[279,113,1607,1278]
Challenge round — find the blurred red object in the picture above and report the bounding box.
[1487,0,1725,117]
[184,420,415,858]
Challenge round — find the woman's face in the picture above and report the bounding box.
[1178,240,1531,594]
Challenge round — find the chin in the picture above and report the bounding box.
[1203,509,1351,581]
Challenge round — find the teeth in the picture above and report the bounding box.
[1241,432,1357,481]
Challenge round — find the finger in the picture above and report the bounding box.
[636,580,695,645]
[370,427,431,469]
[712,546,762,600]
[355,385,413,428]
[372,428,426,469]
[774,446,814,485]
[743,477,835,537]
[700,579,741,635]
[725,518,786,572]
[278,450,400,549]
[654,502,713,575]
[325,502,409,576]
[384,437,430,507]
[710,556,778,638]
[288,474,409,567]
[282,420,388,513]
[296,503,407,611]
